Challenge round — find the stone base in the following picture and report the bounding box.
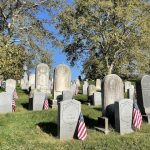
[95,127,109,134]
[95,117,109,134]
[50,99,58,109]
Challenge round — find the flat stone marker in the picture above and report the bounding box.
[0,92,12,113]
[115,99,133,135]
[62,90,73,101]
[58,99,81,140]
[33,91,46,111]
[93,92,102,106]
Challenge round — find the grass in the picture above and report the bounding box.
[0,87,150,149]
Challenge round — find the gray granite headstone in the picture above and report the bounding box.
[136,75,150,123]
[93,92,102,106]
[58,99,81,140]
[62,90,73,101]
[0,92,12,113]
[33,91,46,111]
[115,99,133,135]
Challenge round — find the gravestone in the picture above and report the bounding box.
[32,91,46,111]
[136,75,150,123]
[71,82,78,95]
[29,74,35,89]
[125,81,131,93]
[103,74,124,115]
[83,81,88,95]
[115,99,133,135]
[75,79,80,87]
[96,79,101,91]
[62,90,73,101]
[58,99,81,140]
[128,85,135,100]
[93,92,102,106]
[87,85,96,104]
[6,79,16,93]
[53,64,71,102]
[0,92,12,113]
[36,63,50,94]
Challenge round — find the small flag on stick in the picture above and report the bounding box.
[43,95,49,110]
[77,112,87,140]
[133,101,142,129]
[12,89,18,112]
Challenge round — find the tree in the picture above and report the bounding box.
[0,0,61,70]
[56,0,150,78]
[0,36,27,80]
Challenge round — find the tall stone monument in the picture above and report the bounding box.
[102,74,124,115]
[36,63,50,94]
[136,75,150,123]
[52,64,71,108]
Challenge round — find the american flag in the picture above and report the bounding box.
[133,101,142,129]
[43,96,49,110]
[12,89,18,112]
[77,112,87,140]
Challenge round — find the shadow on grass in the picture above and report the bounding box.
[93,107,103,112]
[37,122,57,137]
[21,103,29,110]
[84,115,98,128]
[77,99,88,105]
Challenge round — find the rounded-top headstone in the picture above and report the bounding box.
[6,79,16,92]
[103,74,124,114]
[54,64,71,92]
[36,63,49,92]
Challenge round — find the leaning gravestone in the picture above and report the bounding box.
[53,64,71,106]
[0,92,12,113]
[93,92,102,106]
[87,85,96,104]
[6,79,16,93]
[36,63,50,94]
[102,74,124,115]
[125,81,131,93]
[96,79,101,91]
[58,99,81,140]
[32,91,46,111]
[136,75,150,123]
[115,99,133,135]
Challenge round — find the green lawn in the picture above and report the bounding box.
[0,87,150,150]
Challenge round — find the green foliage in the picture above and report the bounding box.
[0,39,27,80]
[56,0,150,79]
[0,0,61,70]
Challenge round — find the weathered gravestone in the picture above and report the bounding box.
[82,81,88,95]
[96,79,101,91]
[71,82,78,95]
[62,90,73,101]
[115,99,133,135]
[29,74,35,89]
[125,81,131,93]
[136,75,150,123]
[102,74,124,115]
[93,92,102,106]
[58,99,81,140]
[6,79,16,93]
[75,79,80,87]
[0,92,12,113]
[36,63,50,94]
[53,64,71,107]
[127,85,135,100]
[87,85,96,104]
[31,91,46,111]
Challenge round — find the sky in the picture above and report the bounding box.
[39,0,83,80]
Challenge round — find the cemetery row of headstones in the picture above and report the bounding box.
[0,62,150,139]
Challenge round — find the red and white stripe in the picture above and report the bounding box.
[43,99,49,110]
[133,108,142,129]
[12,99,16,112]
[78,120,87,140]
